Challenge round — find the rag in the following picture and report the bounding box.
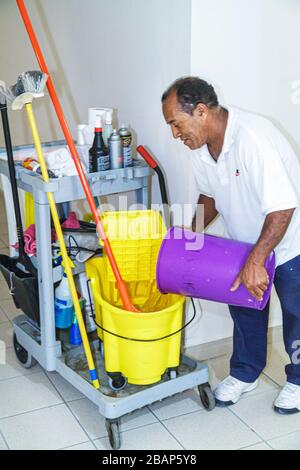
[12,224,57,256]
[45,147,86,177]
[61,211,81,229]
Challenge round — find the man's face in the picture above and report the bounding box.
[162,92,209,150]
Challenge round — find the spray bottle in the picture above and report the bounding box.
[103,110,113,147]
[54,271,74,329]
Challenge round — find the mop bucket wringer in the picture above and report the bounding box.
[86,210,185,386]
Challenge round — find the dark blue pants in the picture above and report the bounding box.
[229,254,300,385]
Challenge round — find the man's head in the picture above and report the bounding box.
[162,76,219,150]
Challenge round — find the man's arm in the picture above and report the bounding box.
[231,208,295,300]
[192,194,219,231]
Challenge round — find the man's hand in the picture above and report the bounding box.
[230,258,270,301]
[230,208,295,301]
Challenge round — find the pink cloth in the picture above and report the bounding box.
[61,211,80,229]
[12,224,57,256]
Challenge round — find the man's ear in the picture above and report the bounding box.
[194,103,208,120]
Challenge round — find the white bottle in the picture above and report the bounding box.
[103,110,113,146]
[76,124,89,169]
[54,273,74,329]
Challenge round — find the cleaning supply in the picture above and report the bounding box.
[76,124,90,167]
[17,0,139,313]
[119,124,133,168]
[55,272,74,329]
[23,157,56,178]
[70,310,82,345]
[3,70,100,389]
[109,130,123,169]
[89,115,110,173]
[156,227,276,310]
[103,110,113,147]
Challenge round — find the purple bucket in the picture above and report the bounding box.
[156,227,276,310]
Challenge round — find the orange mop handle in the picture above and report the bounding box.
[16,0,137,312]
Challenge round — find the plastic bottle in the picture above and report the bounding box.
[88,115,110,173]
[23,157,56,178]
[54,272,74,329]
[76,124,90,168]
[70,311,82,346]
[119,124,133,168]
[103,110,113,147]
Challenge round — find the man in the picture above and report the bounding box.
[162,76,300,414]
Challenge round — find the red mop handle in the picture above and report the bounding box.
[16,0,138,312]
[137,146,158,169]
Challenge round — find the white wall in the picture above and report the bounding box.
[184,0,300,347]
[0,0,192,211]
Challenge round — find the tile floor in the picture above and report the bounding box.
[0,196,299,450]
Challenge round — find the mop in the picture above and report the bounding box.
[16,0,139,313]
[0,72,100,389]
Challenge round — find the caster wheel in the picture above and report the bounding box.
[13,334,37,369]
[106,419,121,450]
[198,383,216,411]
[108,374,127,391]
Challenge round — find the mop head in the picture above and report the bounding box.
[0,71,48,110]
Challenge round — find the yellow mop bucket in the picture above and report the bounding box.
[86,257,185,385]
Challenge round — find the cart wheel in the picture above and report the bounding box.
[198,383,216,411]
[13,333,37,369]
[106,419,121,450]
[108,374,127,391]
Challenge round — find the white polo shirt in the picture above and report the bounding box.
[191,106,300,266]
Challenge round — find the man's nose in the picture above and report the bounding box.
[171,125,181,139]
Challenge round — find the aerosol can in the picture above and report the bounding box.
[119,124,133,168]
[108,130,123,169]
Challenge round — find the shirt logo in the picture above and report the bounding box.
[235,169,240,176]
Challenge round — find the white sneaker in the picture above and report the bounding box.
[274,382,300,414]
[215,375,258,406]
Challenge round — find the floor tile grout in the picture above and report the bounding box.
[59,440,97,450]
[0,401,66,422]
[225,405,267,446]
[0,369,45,384]
[237,441,272,450]
[44,371,95,447]
[262,371,283,388]
[0,429,10,450]
[146,406,185,450]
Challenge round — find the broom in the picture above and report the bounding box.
[0,72,100,389]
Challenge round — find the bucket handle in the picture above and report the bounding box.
[86,279,197,342]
